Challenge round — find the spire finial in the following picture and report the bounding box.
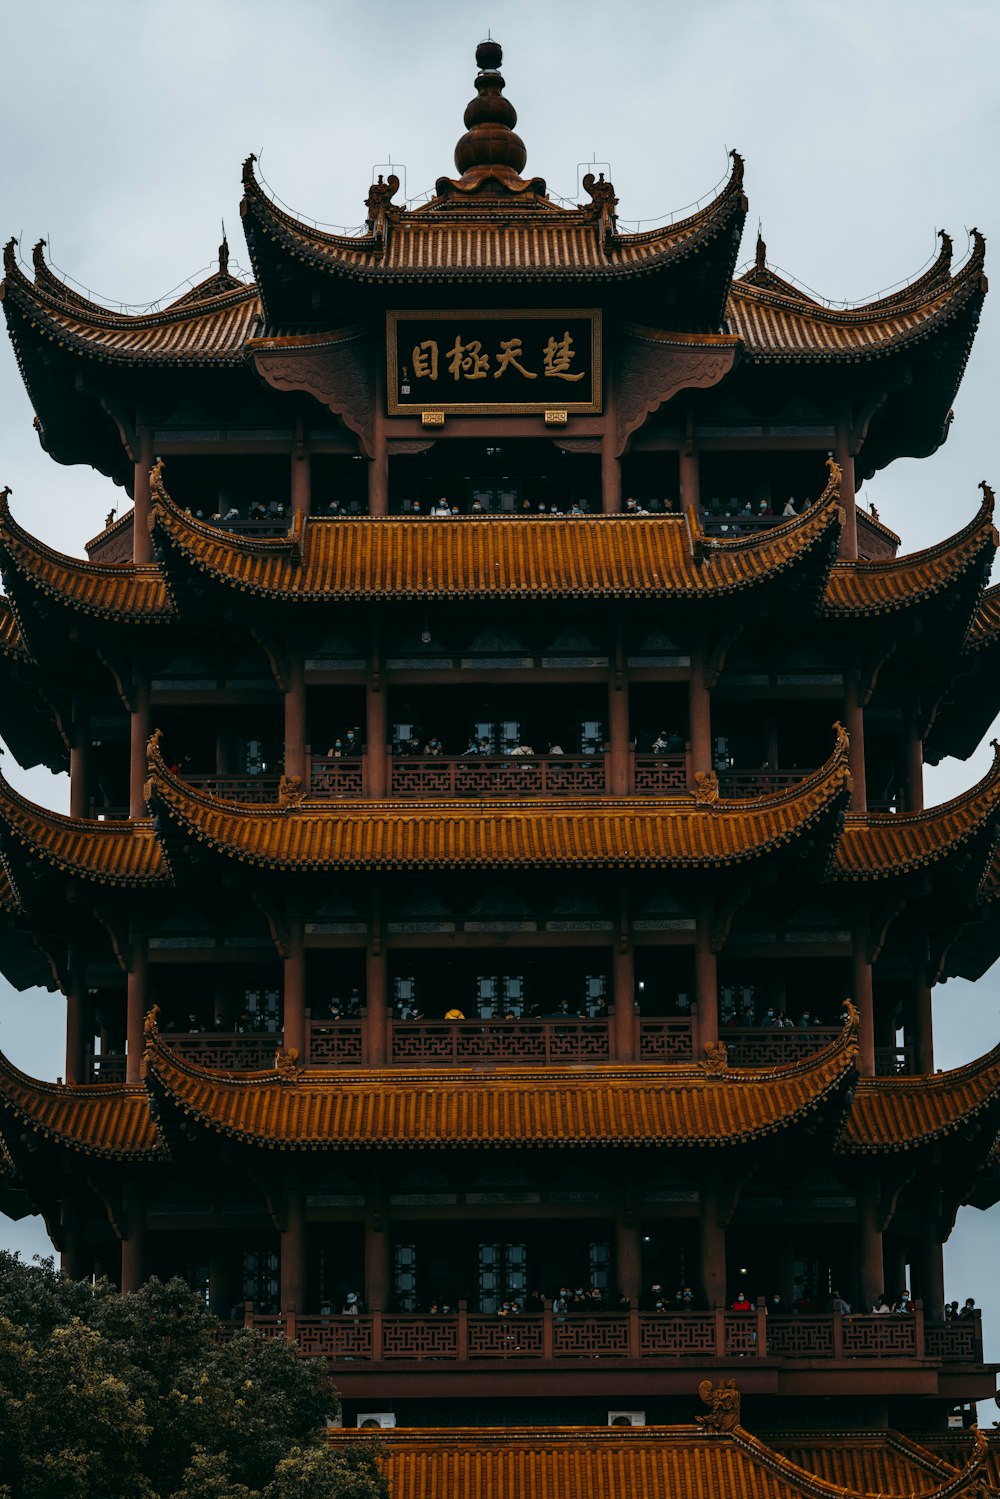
[755,224,766,272]
[219,222,229,276]
[453,38,527,180]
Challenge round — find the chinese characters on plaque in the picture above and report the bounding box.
[387,311,601,415]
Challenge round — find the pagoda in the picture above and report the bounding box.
[1,36,998,1491]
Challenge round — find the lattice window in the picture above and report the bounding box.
[242,1249,279,1314]
[393,1243,418,1312]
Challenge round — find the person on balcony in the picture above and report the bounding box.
[830,1291,852,1316]
[757,500,773,517]
[731,1291,753,1313]
[341,1291,362,1315]
[423,737,443,755]
[782,496,797,517]
[872,1294,890,1314]
[945,1300,960,1322]
[444,1006,465,1020]
[957,1297,978,1319]
[327,739,343,758]
[343,728,360,755]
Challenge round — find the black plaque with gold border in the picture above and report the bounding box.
[387,308,602,416]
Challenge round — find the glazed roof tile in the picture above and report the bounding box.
[147,727,851,873]
[240,152,747,285]
[332,1423,990,1499]
[0,1049,160,1159]
[143,1013,856,1150]
[822,485,997,620]
[0,856,23,914]
[840,1044,1000,1152]
[0,770,168,886]
[0,491,173,625]
[0,596,28,659]
[967,582,1000,651]
[151,462,842,603]
[832,747,1000,882]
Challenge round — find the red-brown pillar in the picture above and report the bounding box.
[129,671,150,818]
[125,934,148,1085]
[904,694,925,813]
[679,445,699,516]
[694,894,718,1053]
[699,1174,727,1310]
[283,916,306,1059]
[615,1213,642,1308]
[291,418,311,520]
[612,942,635,1062]
[368,360,388,516]
[608,679,630,795]
[843,665,867,813]
[283,647,307,785]
[65,941,89,1086]
[61,1197,88,1282]
[601,435,622,513]
[851,914,875,1077]
[69,692,90,820]
[120,1184,146,1293]
[280,1181,307,1314]
[132,424,154,564]
[835,419,858,561]
[913,1199,945,1322]
[858,1171,884,1311]
[365,684,387,798]
[910,940,934,1074]
[365,1177,391,1312]
[688,643,712,786]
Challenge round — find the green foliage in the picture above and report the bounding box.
[0,1254,389,1499]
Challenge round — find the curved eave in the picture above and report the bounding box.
[0,855,24,916]
[839,1043,1000,1153]
[0,595,29,661]
[0,771,169,887]
[239,153,747,306]
[148,726,852,874]
[0,1048,161,1160]
[966,582,1000,651]
[833,747,1000,882]
[1,245,260,368]
[143,1013,857,1151]
[0,492,174,627]
[727,231,986,365]
[150,469,843,604]
[821,486,996,622]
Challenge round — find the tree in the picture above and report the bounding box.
[0,1254,388,1499]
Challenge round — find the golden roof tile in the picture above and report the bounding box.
[832,746,1000,882]
[967,581,1000,651]
[0,595,28,659]
[0,491,174,624]
[0,769,169,886]
[150,462,842,602]
[0,855,23,914]
[330,1423,990,1499]
[0,1048,161,1159]
[822,484,997,619]
[147,725,851,873]
[143,1011,856,1151]
[840,1044,1000,1153]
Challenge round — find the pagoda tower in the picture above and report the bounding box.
[1,36,998,1492]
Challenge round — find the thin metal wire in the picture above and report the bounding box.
[734,230,969,311]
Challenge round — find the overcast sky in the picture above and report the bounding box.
[0,0,997,1355]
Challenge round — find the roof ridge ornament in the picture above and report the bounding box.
[582,171,619,248]
[435,39,547,200]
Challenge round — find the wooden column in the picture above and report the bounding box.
[843,665,867,813]
[209,1244,233,1318]
[365,1178,391,1311]
[129,671,150,818]
[608,620,630,795]
[835,418,858,561]
[612,943,635,1063]
[132,423,154,564]
[615,1215,642,1308]
[120,1184,146,1293]
[283,916,306,1059]
[366,622,387,797]
[694,893,718,1053]
[125,934,147,1085]
[283,646,307,784]
[858,1171,884,1310]
[65,941,89,1086]
[291,414,311,519]
[368,359,388,516]
[688,641,712,784]
[699,1174,727,1310]
[601,437,621,513]
[61,1197,88,1282]
[914,1198,945,1322]
[679,442,699,516]
[904,693,925,813]
[69,692,90,820]
[910,940,934,1074]
[851,914,875,1077]
[280,1181,307,1314]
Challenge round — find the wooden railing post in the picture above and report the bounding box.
[627,1306,640,1359]
[543,1304,555,1361]
[457,1300,469,1362]
[755,1297,768,1359]
[914,1300,925,1358]
[243,1298,253,1329]
[371,1309,383,1361]
[284,1310,297,1344]
[714,1308,726,1358]
[832,1307,844,1359]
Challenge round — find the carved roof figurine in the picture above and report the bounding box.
[698,1378,742,1433]
[436,38,546,200]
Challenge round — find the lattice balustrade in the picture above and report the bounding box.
[391,1019,611,1066]
[88,1054,126,1082]
[925,1323,978,1362]
[389,755,605,799]
[842,1315,917,1357]
[717,769,804,797]
[638,1314,717,1356]
[723,1314,758,1356]
[874,1046,912,1076]
[467,1316,545,1359]
[637,1020,695,1061]
[170,1034,279,1071]
[633,755,687,794]
[309,757,364,797]
[552,1316,629,1358]
[249,1316,285,1340]
[766,1317,835,1359]
[182,774,281,805]
[307,1021,363,1064]
[380,1316,460,1361]
[723,1029,840,1067]
[295,1316,374,1360]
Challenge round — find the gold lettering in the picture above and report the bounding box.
[446,336,491,381]
[494,337,537,379]
[542,331,585,382]
[412,340,439,380]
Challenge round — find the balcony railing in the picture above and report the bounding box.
[717,769,808,797]
[388,1018,613,1066]
[633,755,688,794]
[702,513,794,536]
[238,1305,983,1368]
[181,773,282,805]
[721,1028,841,1067]
[389,753,606,799]
[637,1019,698,1060]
